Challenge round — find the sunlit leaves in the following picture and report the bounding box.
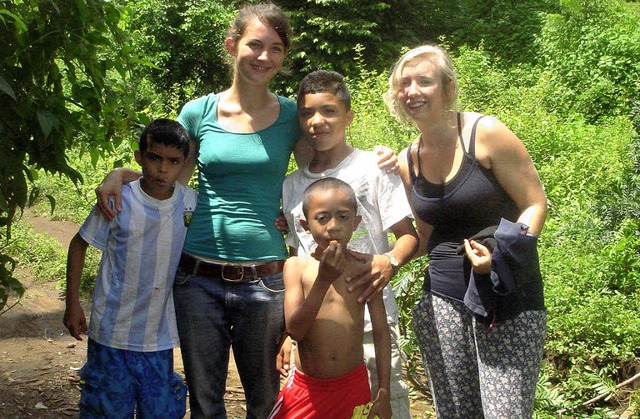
[0,0,138,311]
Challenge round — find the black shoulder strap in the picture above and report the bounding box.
[406,144,418,181]
[468,115,485,157]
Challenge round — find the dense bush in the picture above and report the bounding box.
[537,0,640,122]
[27,140,136,224]
[0,0,143,312]
[347,50,418,153]
[125,0,237,112]
[416,0,557,66]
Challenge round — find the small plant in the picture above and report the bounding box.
[0,248,24,315]
[391,257,430,395]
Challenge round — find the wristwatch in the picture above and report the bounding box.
[383,252,400,276]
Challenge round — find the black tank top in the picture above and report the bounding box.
[408,114,519,301]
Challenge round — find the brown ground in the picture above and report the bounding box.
[0,215,433,418]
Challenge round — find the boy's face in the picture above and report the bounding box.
[300,188,361,251]
[134,140,186,199]
[299,92,354,152]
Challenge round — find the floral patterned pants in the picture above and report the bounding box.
[413,292,546,419]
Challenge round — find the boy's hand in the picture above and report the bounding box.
[63,302,88,341]
[463,239,492,274]
[273,209,288,235]
[318,241,345,282]
[374,145,399,174]
[95,169,124,221]
[345,252,388,304]
[276,336,293,377]
[369,388,392,419]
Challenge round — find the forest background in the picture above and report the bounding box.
[1,0,640,417]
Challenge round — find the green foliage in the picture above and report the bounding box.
[454,44,511,114]
[0,0,146,311]
[597,110,640,230]
[534,365,571,416]
[424,0,557,65]
[391,258,430,393]
[4,0,640,415]
[276,0,422,83]
[524,113,640,369]
[4,219,100,297]
[347,47,417,153]
[537,0,640,122]
[28,140,136,224]
[125,0,237,111]
[6,221,67,284]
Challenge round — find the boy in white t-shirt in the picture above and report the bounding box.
[280,70,419,417]
[63,119,197,418]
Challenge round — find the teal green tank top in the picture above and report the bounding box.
[178,93,300,261]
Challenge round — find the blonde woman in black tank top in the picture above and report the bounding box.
[384,44,548,418]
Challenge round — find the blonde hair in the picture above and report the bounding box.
[383,45,458,124]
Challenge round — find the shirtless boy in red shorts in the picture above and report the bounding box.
[268,177,392,419]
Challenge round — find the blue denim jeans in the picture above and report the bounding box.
[173,268,285,419]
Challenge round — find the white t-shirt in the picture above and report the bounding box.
[282,149,413,326]
[79,179,197,352]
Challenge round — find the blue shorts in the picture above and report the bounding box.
[79,338,187,418]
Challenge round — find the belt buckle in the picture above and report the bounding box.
[221,263,245,282]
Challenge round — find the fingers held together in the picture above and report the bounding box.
[463,239,492,274]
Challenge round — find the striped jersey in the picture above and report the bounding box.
[79,179,197,352]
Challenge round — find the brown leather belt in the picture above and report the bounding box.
[178,253,284,282]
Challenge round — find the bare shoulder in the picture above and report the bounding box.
[284,255,317,283]
[471,114,530,168]
[398,144,415,187]
[475,114,523,147]
[285,255,304,266]
[284,256,306,278]
[284,255,313,271]
[398,146,410,164]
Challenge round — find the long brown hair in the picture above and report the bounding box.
[228,2,292,51]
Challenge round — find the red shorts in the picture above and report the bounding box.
[268,363,371,419]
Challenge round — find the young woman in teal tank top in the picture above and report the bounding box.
[96,5,304,417]
[164,5,299,417]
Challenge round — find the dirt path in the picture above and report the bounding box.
[0,215,432,418]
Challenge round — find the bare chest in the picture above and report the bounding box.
[302,276,364,319]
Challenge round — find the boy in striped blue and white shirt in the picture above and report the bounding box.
[64,119,197,418]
